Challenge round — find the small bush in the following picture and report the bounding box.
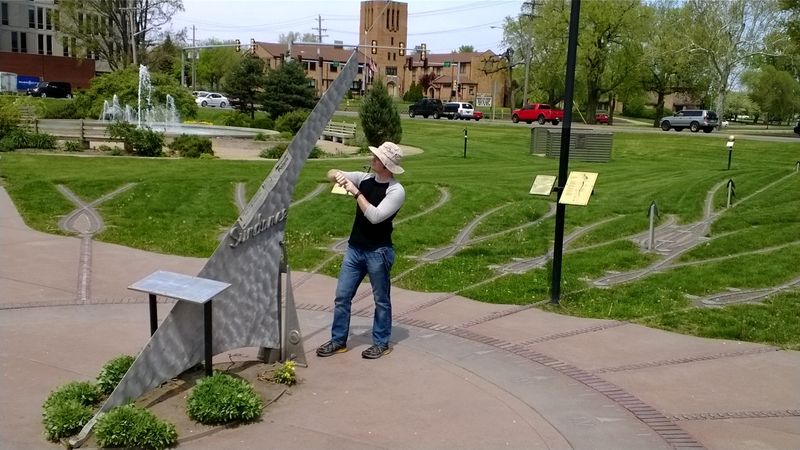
[41,381,101,441]
[43,400,94,442]
[278,131,293,140]
[96,355,135,395]
[63,140,84,152]
[250,116,274,130]
[41,100,80,119]
[198,152,215,159]
[222,112,251,128]
[274,110,309,135]
[254,132,268,141]
[168,134,214,158]
[2,129,29,149]
[95,404,177,450]
[271,360,297,386]
[107,122,164,157]
[0,99,21,137]
[27,132,57,149]
[260,142,287,159]
[186,373,263,425]
[96,144,114,152]
[309,145,322,159]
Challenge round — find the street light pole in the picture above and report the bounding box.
[522,36,531,105]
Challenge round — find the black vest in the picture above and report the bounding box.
[348,177,397,249]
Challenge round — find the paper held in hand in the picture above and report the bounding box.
[331,184,352,195]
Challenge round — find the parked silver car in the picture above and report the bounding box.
[195,92,228,108]
[660,109,719,133]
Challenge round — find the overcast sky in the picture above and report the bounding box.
[168,0,522,54]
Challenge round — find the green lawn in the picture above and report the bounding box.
[1,120,798,349]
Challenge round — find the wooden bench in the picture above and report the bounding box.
[321,121,356,143]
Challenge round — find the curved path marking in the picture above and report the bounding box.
[56,183,137,303]
[593,171,798,289]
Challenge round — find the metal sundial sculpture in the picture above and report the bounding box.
[72,50,360,446]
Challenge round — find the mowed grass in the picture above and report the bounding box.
[1,119,799,349]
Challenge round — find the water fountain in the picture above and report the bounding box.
[98,65,266,138]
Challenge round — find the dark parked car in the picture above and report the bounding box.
[794,121,800,136]
[408,98,443,119]
[27,81,72,98]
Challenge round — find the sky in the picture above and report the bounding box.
[168,0,523,55]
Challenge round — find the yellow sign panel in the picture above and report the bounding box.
[331,184,351,195]
[529,175,557,196]
[559,171,598,206]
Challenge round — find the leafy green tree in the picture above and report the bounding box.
[457,45,475,53]
[683,0,782,120]
[147,34,182,78]
[73,66,197,120]
[56,0,184,70]
[403,81,424,102]
[359,78,402,146]
[224,55,267,119]
[639,0,701,126]
[197,39,241,91]
[260,61,316,119]
[278,32,319,44]
[742,65,800,124]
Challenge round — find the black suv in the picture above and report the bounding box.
[27,81,72,98]
[408,98,443,119]
[794,120,799,136]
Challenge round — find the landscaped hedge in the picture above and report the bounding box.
[186,373,263,425]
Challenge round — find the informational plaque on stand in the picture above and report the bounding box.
[331,184,351,195]
[558,171,598,206]
[529,175,557,196]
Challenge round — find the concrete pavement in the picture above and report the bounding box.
[1,185,798,450]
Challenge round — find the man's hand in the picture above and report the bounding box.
[335,172,358,196]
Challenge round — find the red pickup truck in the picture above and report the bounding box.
[511,103,564,125]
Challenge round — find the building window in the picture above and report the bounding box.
[37,7,43,29]
[45,9,51,30]
[460,64,467,74]
[11,31,18,52]
[37,34,44,54]
[385,66,397,76]
[70,37,76,57]
[1,2,8,26]
[46,35,52,55]
[62,37,69,57]
[330,62,338,72]
[20,32,27,53]
[29,8,35,28]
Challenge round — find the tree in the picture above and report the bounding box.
[577,0,647,123]
[224,55,267,119]
[360,78,402,146]
[278,32,319,44]
[457,45,475,53]
[639,0,701,126]
[402,81,424,102]
[147,33,181,77]
[742,65,800,124]
[683,0,782,121]
[260,61,316,119]
[56,0,184,70]
[196,39,241,91]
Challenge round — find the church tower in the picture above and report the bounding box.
[359,1,408,98]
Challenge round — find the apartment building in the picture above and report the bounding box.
[253,0,507,108]
[0,0,108,90]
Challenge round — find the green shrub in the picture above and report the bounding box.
[107,122,164,157]
[359,78,402,146]
[198,152,215,160]
[63,140,84,152]
[278,131,293,140]
[222,112,251,127]
[41,381,101,441]
[0,137,16,152]
[250,116,274,129]
[260,143,287,159]
[27,132,57,149]
[95,404,177,450]
[254,132,268,141]
[96,355,135,395]
[168,134,214,158]
[274,110,309,135]
[309,145,322,159]
[2,129,29,149]
[41,100,80,119]
[271,360,297,386]
[186,373,263,424]
[43,399,94,442]
[0,98,21,137]
[96,144,114,152]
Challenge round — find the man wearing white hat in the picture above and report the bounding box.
[317,142,406,359]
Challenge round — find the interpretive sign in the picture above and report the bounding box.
[558,171,598,206]
[529,175,557,196]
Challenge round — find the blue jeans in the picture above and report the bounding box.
[331,245,395,347]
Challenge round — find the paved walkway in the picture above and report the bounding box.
[1,186,799,450]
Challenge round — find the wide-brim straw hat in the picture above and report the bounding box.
[368,141,404,174]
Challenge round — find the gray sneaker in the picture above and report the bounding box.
[361,344,391,359]
[316,340,347,357]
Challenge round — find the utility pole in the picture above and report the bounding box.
[521,1,537,106]
[312,15,328,43]
[191,25,196,90]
